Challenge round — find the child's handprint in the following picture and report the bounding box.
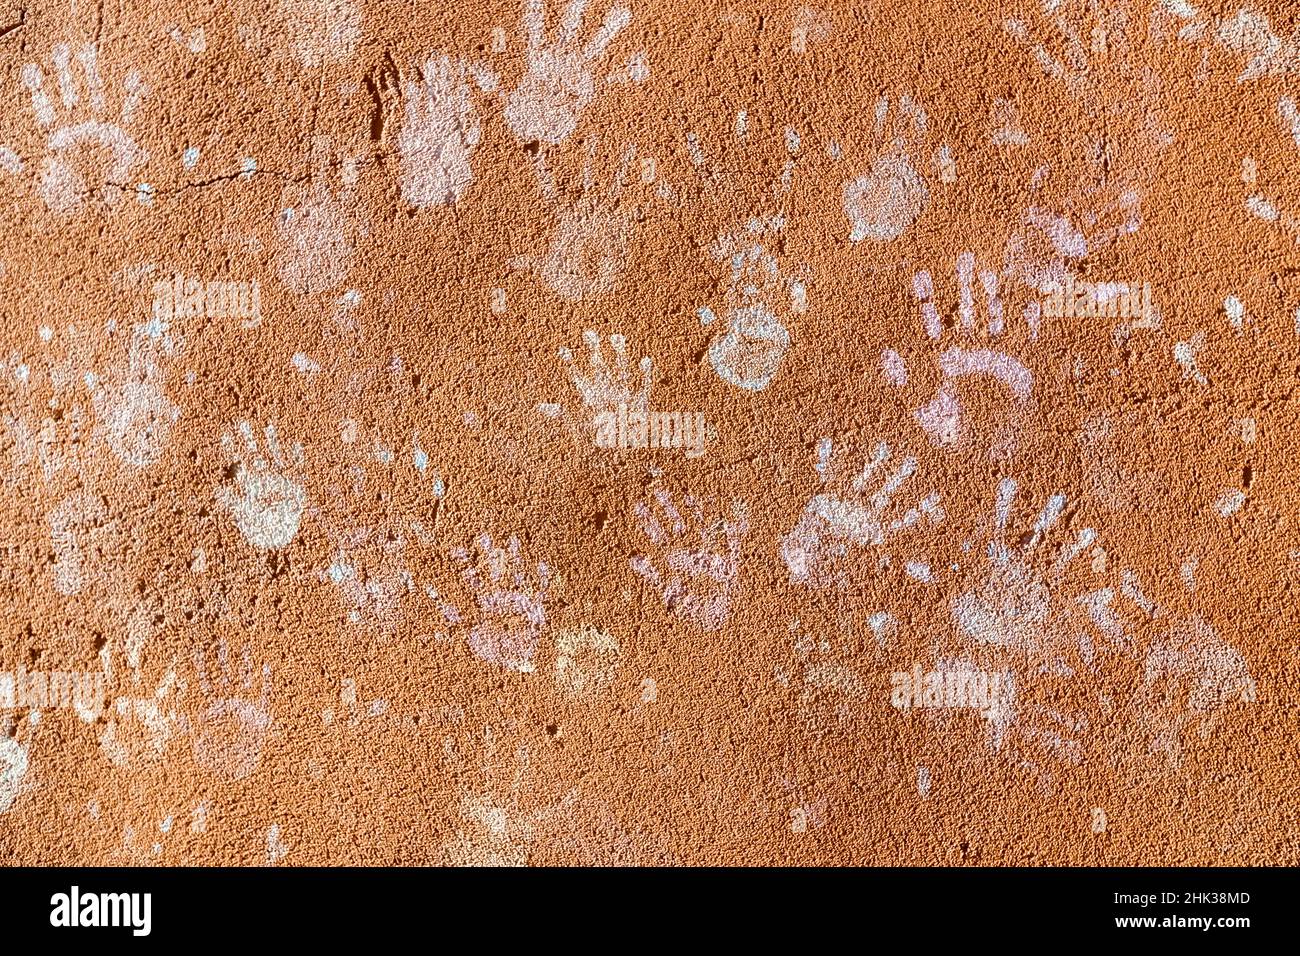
[1137,615,1254,768]
[903,252,1036,451]
[781,440,943,588]
[275,138,362,294]
[630,490,748,632]
[99,644,179,769]
[438,535,552,672]
[191,641,272,782]
[843,94,949,243]
[91,333,179,469]
[20,41,148,215]
[560,329,653,416]
[504,0,635,145]
[217,421,308,550]
[693,127,807,392]
[512,144,646,301]
[399,54,482,208]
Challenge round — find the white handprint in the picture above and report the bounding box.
[238,0,362,69]
[319,522,417,637]
[1001,3,1171,294]
[504,0,634,145]
[512,145,644,301]
[699,214,800,392]
[191,641,273,781]
[275,139,361,295]
[1163,2,1300,81]
[91,333,179,469]
[20,42,148,215]
[560,329,652,415]
[444,727,574,866]
[1075,565,1255,768]
[1137,614,1254,769]
[943,478,1104,788]
[843,93,947,243]
[217,422,308,550]
[951,478,1095,655]
[282,0,361,67]
[437,534,552,672]
[630,491,748,632]
[99,643,179,769]
[781,440,943,588]
[399,55,482,208]
[901,251,1036,450]
[554,625,620,698]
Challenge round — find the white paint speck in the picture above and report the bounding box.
[1174,335,1207,385]
[868,611,896,647]
[1214,489,1246,517]
[881,348,908,385]
[904,561,933,583]
[815,437,832,478]
[1225,295,1245,331]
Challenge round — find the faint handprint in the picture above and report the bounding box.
[630,490,748,632]
[191,641,273,781]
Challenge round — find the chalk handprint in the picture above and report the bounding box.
[191,641,273,782]
[513,146,644,301]
[217,422,308,550]
[92,334,180,469]
[781,440,943,588]
[905,251,1036,451]
[504,0,634,145]
[21,41,148,215]
[399,54,482,208]
[843,93,942,243]
[561,329,653,416]
[630,491,748,632]
[1138,615,1254,769]
[438,535,552,673]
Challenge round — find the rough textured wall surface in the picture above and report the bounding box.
[0,0,1296,866]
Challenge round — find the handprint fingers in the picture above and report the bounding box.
[582,6,631,61]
